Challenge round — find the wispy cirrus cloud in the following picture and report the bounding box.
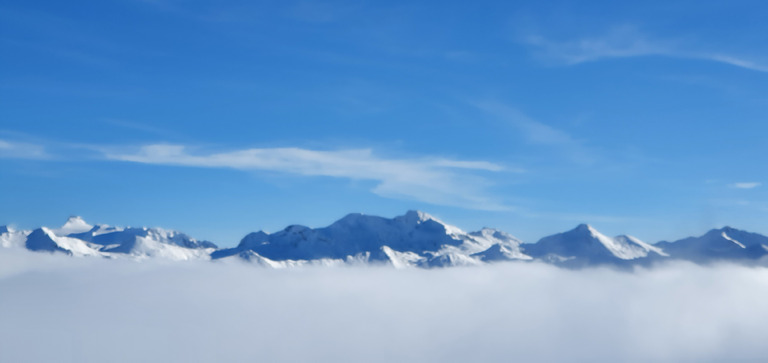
[524,27,669,65]
[731,182,761,189]
[474,102,598,165]
[523,26,768,73]
[104,144,512,211]
[0,139,49,160]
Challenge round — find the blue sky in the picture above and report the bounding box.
[2,0,767,246]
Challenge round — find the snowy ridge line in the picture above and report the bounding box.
[2,212,768,268]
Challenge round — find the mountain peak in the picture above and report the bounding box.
[236,231,270,250]
[9,212,768,267]
[720,226,739,233]
[703,226,742,239]
[56,216,94,235]
[394,210,465,235]
[334,212,368,224]
[524,223,663,265]
[471,227,523,245]
[66,215,85,222]
[398,210,436,224]
[471,243,520,262]
[573,223,596,234]
[64,216,89,227]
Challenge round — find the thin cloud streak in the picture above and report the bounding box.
[0,139,49,160]
[474,102,598,165]
[524,26,768,73]
[524,28,668,65]
[105,144,510,211]
[731,182,761,189]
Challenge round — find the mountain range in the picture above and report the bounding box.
[2,211,768,268]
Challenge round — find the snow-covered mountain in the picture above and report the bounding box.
[26,227,106,257]
[4,212,768,268]
[655,226,768,263]
[212,210,530,267]
[522,224,667,268]
[7,216,217,260]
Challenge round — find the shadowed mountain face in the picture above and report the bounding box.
[655,227,768,263]
[211,210,529,267]
[3,212,768,268]
[522,224,666,268]
[25,228,72,255]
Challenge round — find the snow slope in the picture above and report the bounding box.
[69,224,217,260]
[54,216,94,236]
[523,224,667,268]
[212,210,529,267]
[655,227,768,263]
[25,227,105,257]
[5,213,768,268]
[8,217,217,260]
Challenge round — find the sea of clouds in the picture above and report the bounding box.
[1,250,767,363]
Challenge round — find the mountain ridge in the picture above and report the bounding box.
[2,212,768,268]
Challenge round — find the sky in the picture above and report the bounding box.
[2,0,768,247]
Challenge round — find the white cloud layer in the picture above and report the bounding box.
[1,250,768,363]
[525,26,768,73]
[105,144,509,210]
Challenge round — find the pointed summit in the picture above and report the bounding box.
[471,227,523,245]
[396,210,436,225]
[571,223,597,235]
[66,215,85,223]
[656,226,768,262]
[331,212,377,227]
[524,224,665,267]
[64,215,91,227]
[26,228,70,254]
[55,216,94,236]
[471,243,531,262]
[396,210,465,237]
[26,227,102,256]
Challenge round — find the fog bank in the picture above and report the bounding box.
[1,250,767,362]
